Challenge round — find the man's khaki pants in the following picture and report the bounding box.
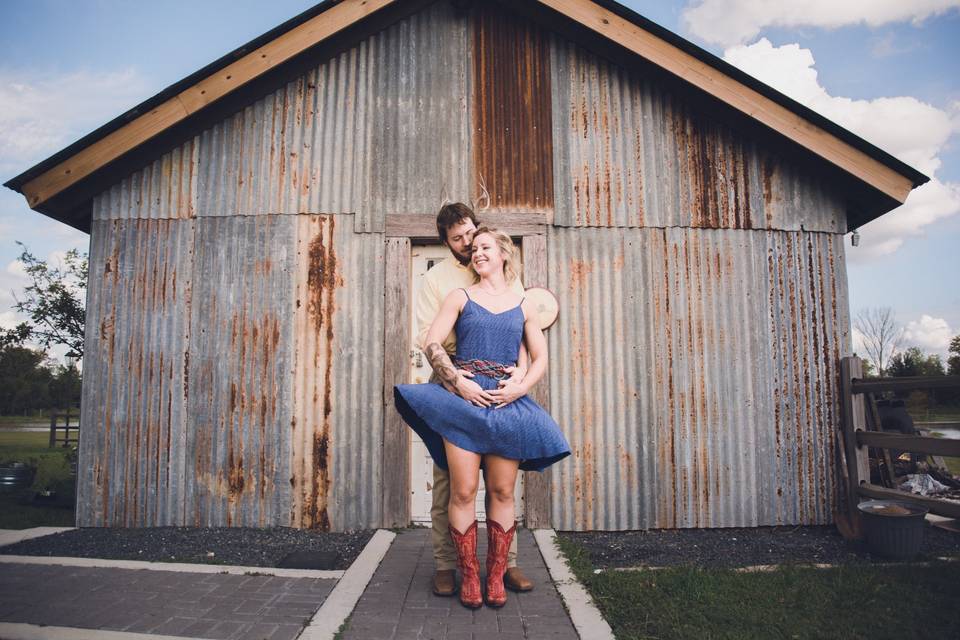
[432,462,519,571]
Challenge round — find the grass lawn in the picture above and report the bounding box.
[557,536,960,640]
[0,431,75,529]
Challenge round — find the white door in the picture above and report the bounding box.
[408,245,524,525]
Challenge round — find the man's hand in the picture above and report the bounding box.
[490,379,527,409]
[441,369,473,394]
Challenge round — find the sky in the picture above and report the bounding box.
[1,0,958,365]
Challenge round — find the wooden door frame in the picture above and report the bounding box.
[381,212,552,528]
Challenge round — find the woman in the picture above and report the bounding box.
[394,227,571,609]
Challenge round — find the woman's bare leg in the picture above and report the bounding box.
[483,454,520,526]
[443,439,482,532]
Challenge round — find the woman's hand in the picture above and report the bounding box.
[490,379,526,409]
[455,373,497,408]
[504,365,526,385]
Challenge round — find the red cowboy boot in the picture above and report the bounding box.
[484,519,517,608]
[448,521,483,609]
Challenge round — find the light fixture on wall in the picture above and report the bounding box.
[851,229,860,247]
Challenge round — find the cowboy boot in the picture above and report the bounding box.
[484,519,517,608]
[448,521,482,609]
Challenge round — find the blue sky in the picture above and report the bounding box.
[1,0,958,363]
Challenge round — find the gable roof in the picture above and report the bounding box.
[4,0,929,232]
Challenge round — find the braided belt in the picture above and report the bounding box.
[453,357,513,380]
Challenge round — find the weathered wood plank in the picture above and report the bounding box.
[855,431,960,457]
[385,213,547,239]
[858,483,960,519]
[382,237,411,527]
[851,376,960,394]
[840,357,870,515]
[522,233,551,528]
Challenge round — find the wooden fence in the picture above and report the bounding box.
[839,356,960,530]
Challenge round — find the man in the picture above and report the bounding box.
[415,202,535,597]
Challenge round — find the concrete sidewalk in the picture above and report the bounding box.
[339,528,578,640]
[0,527,589,640]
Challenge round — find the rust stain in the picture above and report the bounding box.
[303,215,342,530]
[473,4,554,211]
[568,259,594,291]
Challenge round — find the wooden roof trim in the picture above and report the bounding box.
[537,0,915,203]
[20,0,396,210]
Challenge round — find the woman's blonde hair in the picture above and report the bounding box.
[471,226,520,285]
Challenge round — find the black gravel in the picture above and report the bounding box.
[559,523,960,569]
[0,527,376,570]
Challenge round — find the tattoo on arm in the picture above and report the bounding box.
[425,343,459,387]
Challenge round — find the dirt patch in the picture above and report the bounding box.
[558,523,960,569]
[0,526,375,570]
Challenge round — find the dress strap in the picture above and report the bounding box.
[460,287,471,301]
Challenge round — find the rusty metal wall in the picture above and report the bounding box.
[92,138,199,221]
[291,214,384,530]
[77,213,384,530]
[195,47,370,221]
[198,0,475,229]
[78,218,194,526]
[547,226,850,530]
[361,1,474,228]
[473,4,553,211]
[549,38,846,232]
[185,214,296,527]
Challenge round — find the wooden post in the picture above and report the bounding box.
[49,413,57,448]
[382,237,411,528]
[839,357,870,526]
[522,234,551,529]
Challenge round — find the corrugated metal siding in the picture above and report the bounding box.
[91,138,199,221]
[548,226,850,530]
[473,5,553,211]
[185,214,295,527]
[190,1,472,231]
[362,1,474,227]
[77,218,193,526]
[291,214,384,530]
[77,213,385,530]
[195,46,370,220]
[550,38,846,232]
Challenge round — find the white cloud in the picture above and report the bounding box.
[902,315,953,356]
[0,68,151,176]
[721,38,960,262]
[683,0,960,47]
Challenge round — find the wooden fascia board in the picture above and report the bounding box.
[536,0,915,203]
[19,0,396,210]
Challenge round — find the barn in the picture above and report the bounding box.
[5,0,927,532]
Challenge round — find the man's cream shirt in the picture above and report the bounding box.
[415,255,525,354]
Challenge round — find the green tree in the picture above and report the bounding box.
[48,362,82,412]
[948,335,960,376]
[887,347,946,377]
[0,242,86,358]
[0,346,53,415]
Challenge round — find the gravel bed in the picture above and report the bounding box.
[0,527,376,569]
[559,523,960,569]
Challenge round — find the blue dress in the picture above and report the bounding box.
[394,290,571,472]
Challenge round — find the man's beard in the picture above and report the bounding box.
[452,247,472,265]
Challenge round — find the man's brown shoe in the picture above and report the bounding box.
[504,567,534,592]
[432,569,457,596]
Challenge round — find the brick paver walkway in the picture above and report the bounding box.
[0,563,336,640]
[341,527,578,640]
